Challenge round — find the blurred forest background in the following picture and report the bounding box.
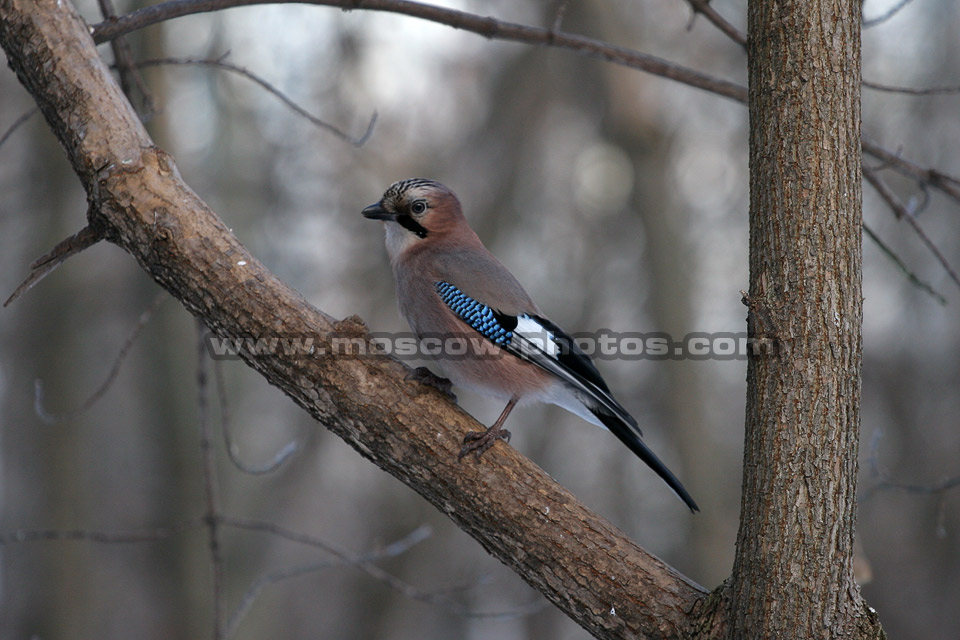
[1,0,958,638]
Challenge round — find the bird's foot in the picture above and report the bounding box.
[405,366,456,401]
[458,426,511,460]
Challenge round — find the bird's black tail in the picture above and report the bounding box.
[490,312,698,511]
[594,410,699,512]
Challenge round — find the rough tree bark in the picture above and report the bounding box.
[701,0,884,638]
[1,0,886,638]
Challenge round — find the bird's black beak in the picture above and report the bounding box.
[363,201,430,238]
[362,202,396,221]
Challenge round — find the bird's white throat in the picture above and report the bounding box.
[384,221,421,264]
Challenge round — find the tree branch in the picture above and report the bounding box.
[864,164,960,290]
[0,521,200,545]
[863,79,960,95]
[96,0,156,118]
[861,429,960,502]
[862,137,960,205]
[863,0,917,27]
[213,355,302,475]
[4,224,104,307]
[134,55,377,146]
[0,1,707,638]
[89,0,960,227]
[196,321,226,639]
[0,106,38,150]
[862,223,947,304]
[32,292,166,423]
[90,0,749,103]
[222,523,440,636]
[682,0,746,47]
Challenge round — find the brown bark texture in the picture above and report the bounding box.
[0,1,705,638]
[717,0,884,638]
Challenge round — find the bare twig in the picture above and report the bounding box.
[224,524,433,635]
[863,80,960,96]
[93,0,960,230]
[222,515,405,557]
[0,520,200,545]
[550,1,568,33]
[135,55,376,146]
[91,0,960,228]
[867,472,960,498]
[861,429,960,502]
[680,0,945,102]
[226,560,344,635]
[213,357,300,475]
[4,225,104,307]
[864,165,960,291]
[864,165,911,221]
[33,292,167,424]
[862,138,960,205]
[863,0,918,27]
[220,517,544,622]
[0,106,38,151]
[906,183,932,218]
[90,0,749,103]
[674,0,960,269]
[97,0,156,118]
[679,0,960,113]
[683,0,747,47]
[197,321,226,640]
[862,222,947,304]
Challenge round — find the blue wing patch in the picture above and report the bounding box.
[435,281,514,345]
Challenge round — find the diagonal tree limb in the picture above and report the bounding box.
[862,223,947,304]
[862,138,960,205]
[0,2,708,638]
[683,0,746,47]
[864,164,960,290]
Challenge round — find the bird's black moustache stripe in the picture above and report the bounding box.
[397,214,429,238]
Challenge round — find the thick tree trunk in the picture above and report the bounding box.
[722,0,882,638]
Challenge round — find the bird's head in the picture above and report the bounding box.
[362,179,470,257]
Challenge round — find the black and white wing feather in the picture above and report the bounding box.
[435,281,699,512]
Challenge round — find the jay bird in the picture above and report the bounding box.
[363,178,698,512]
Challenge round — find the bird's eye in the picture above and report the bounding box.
[410,201,427,215]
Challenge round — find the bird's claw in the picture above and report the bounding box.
[405,366,456,401]
[457,427,511,460]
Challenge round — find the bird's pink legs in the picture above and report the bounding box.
[458,396,518,460]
